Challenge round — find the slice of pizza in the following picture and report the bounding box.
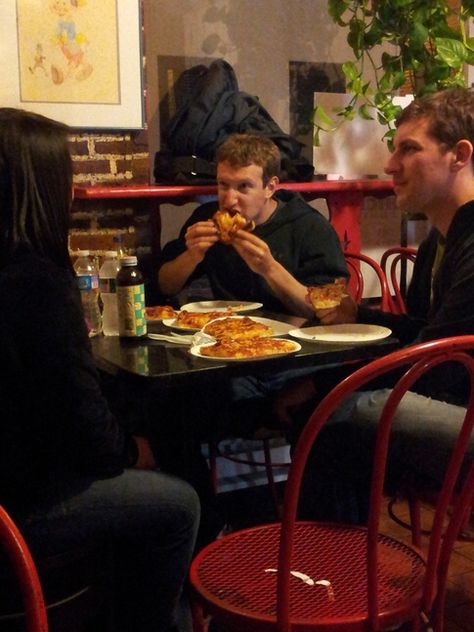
[307,278,347,309]
[145,305,177,320]
[175,309,234,329]
[202,316,273,340]
[212,210,256,244]
[199,336,297,359]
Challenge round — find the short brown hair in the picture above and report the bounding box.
[216,133,281,185]
[396,88,474,164]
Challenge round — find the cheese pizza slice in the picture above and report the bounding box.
[307,278,347,309]
[202,316,273,340]
[174,309,234,330]
[145,305,177,320]
[199,336,297,359]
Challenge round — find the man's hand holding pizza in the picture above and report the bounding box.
[307,279,358,324]
[184,220,219,265]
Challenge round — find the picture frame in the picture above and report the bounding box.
[0,0,144,129]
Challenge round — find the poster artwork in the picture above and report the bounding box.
[17,0,120,105]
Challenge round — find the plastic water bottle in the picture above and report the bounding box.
[116,256,147,337]
[73,250,102,337]
[113,234,127,259]
[99,251,120,336]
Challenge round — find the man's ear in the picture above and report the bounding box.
[452,139,473,171]
[265,175,279,197]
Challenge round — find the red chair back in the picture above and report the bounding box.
[380,246,417,314]
[344,251,392,312]
[0,506,48,632]
[277,336,474,631]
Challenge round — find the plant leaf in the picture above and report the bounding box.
[358,104,374,120]
[313,105,336,129]
[435,37,467,67]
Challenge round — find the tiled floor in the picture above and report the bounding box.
[217,486,474,631]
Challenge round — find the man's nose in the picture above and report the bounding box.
[222,189,238,209]
[384,153,397,176]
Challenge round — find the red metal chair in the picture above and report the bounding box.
[191,335,474,632]
[344,250,393,312]
[0,506,48,632]
[380,246,417,314]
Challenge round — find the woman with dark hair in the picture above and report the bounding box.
[0,108,199,632]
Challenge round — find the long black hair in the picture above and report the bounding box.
[0,108,73,271]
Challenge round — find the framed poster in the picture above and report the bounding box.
[0,0,144,129]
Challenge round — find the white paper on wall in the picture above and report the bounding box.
[313,93,413,178]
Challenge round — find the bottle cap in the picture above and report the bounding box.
[120,255,137,266]
[105,250,118,257]
[77,249,90,257]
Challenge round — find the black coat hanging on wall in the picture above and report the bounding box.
[154,59,315,185]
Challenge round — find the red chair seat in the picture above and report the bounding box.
[191,522,425,630]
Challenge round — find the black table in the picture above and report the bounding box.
[91,311,399,391]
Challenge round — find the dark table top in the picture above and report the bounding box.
[91,310,399,391]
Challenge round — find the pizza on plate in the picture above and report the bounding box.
[308,278,347,309]
[145,305,177,320]
[202,316,273,340]
[199,337,297,359]
[212,209,255,244]
[174,309,234,330]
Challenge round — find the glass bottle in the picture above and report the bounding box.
[116,256,147,337]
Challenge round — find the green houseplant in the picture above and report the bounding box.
[314,0,474,146]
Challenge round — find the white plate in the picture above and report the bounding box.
[289,324,392,344]
[189,339,301,361]
[180,300,263,313]
[163,315,293,335]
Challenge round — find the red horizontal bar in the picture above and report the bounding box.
[73,179,394,201]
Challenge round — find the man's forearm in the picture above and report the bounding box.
[158,251,200,296]
[264,261,314,318]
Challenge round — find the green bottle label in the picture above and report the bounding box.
[117,283,146,337]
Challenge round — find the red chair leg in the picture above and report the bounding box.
[0,506,48,632]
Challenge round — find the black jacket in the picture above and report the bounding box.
[358,201,474,404]
[0,252,136,512]
[159,189,348,314]
[154,59,314,184]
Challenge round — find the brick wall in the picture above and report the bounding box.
[69,129,152,257]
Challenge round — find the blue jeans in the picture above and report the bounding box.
[15,469,200,632]
[299,389,472,525]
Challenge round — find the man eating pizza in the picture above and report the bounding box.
[157,133,348,317]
